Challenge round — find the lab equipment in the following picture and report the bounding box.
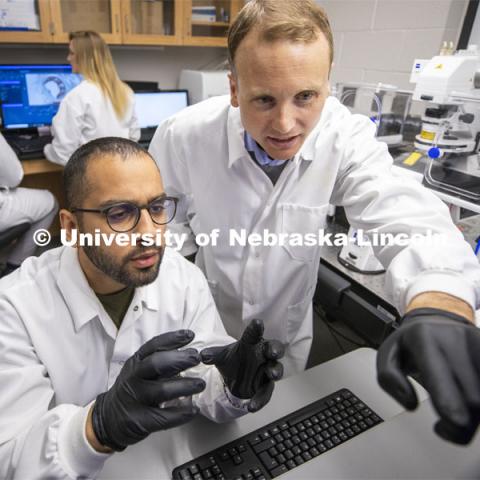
[335,82,414,146]
[335,84,405,274]
[0,64,82,129]
[409,46,480,201]
[178,69,229,104]
[337,226,385,275]
[172,388,383,480]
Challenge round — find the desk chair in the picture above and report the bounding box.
[0,223,31,249]
[0,223,31,277]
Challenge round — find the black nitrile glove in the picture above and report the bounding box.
[377,308,480,445]
[201,319,285,413]
[92,330,206,451]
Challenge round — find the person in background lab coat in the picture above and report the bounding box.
[0,132,57,274]
[149,0,480,445]
[0,137,283,479]
[44,31,139,166]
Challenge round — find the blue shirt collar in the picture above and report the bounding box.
[244,131,288,167]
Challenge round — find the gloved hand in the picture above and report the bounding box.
[92,330,206,451]
[201,319,285,413]
[377,308,480,445]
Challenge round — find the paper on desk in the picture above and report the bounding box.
[0,0,40,30]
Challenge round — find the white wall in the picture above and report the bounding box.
[0,0,470,90]
[323,0,469,89]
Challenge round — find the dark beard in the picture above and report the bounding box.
[82,244,164,287]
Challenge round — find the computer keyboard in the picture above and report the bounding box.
[172,388,383,480]
[6,135,52,158]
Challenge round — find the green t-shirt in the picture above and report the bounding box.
[96,286,135,329]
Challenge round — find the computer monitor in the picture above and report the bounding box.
[0,64,82,129]
[134,90,189,129]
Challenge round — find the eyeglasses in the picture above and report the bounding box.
[71,196,178,233]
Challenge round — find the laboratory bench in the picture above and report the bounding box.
[315,214,480,347]
[97,348,480,479]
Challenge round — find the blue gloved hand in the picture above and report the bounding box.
[377,308,480,444]
[201,319,285,412]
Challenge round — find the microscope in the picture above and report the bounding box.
[409,45,480,201]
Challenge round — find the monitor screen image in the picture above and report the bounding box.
[134,91,189,129]
[0,64,82,129]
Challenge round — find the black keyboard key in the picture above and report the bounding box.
[219,451,229,462]
[232,455,243,465]
[310,447,320,457]
[228,447,238,456]
[277,453,286,464]
[324,439,334,449]
[284,439,293,449]
[238,444,246,453]
[276,443,286,453]
[294,455,304,466]
[177,469,191,480]
[286,459,296,470]
[250,435,261,445]
[259,451,278,470]
[331,435,341,445]
[302,451,312,462]
[259,431,271,440]
[292,446,301,456]
[189,465,199,475]
[270,465,288,478]
[268,446,278,457]
[253,438,276,454]
[317,443,327,453]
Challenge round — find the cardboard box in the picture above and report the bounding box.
[133,0,164,35]
[61,0,111,33]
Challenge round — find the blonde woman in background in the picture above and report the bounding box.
[44,31,139,165]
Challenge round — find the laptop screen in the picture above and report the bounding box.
[134,90,189,129]
[0,64,82,129]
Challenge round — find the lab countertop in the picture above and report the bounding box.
[321,214,480,308]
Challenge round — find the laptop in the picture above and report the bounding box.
[0,64,82,159]
[134,90,189,147]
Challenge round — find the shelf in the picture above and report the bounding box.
[191,20,229,26]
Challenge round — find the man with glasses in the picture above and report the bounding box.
[0,137,284,478]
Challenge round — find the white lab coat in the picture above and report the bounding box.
[44,80,140,166]
[149,95,480,376]
[0,133,57,264]
[0,246,246,479]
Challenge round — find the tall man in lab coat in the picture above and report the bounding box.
[0,137,284,478]
[149,0,480,445]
